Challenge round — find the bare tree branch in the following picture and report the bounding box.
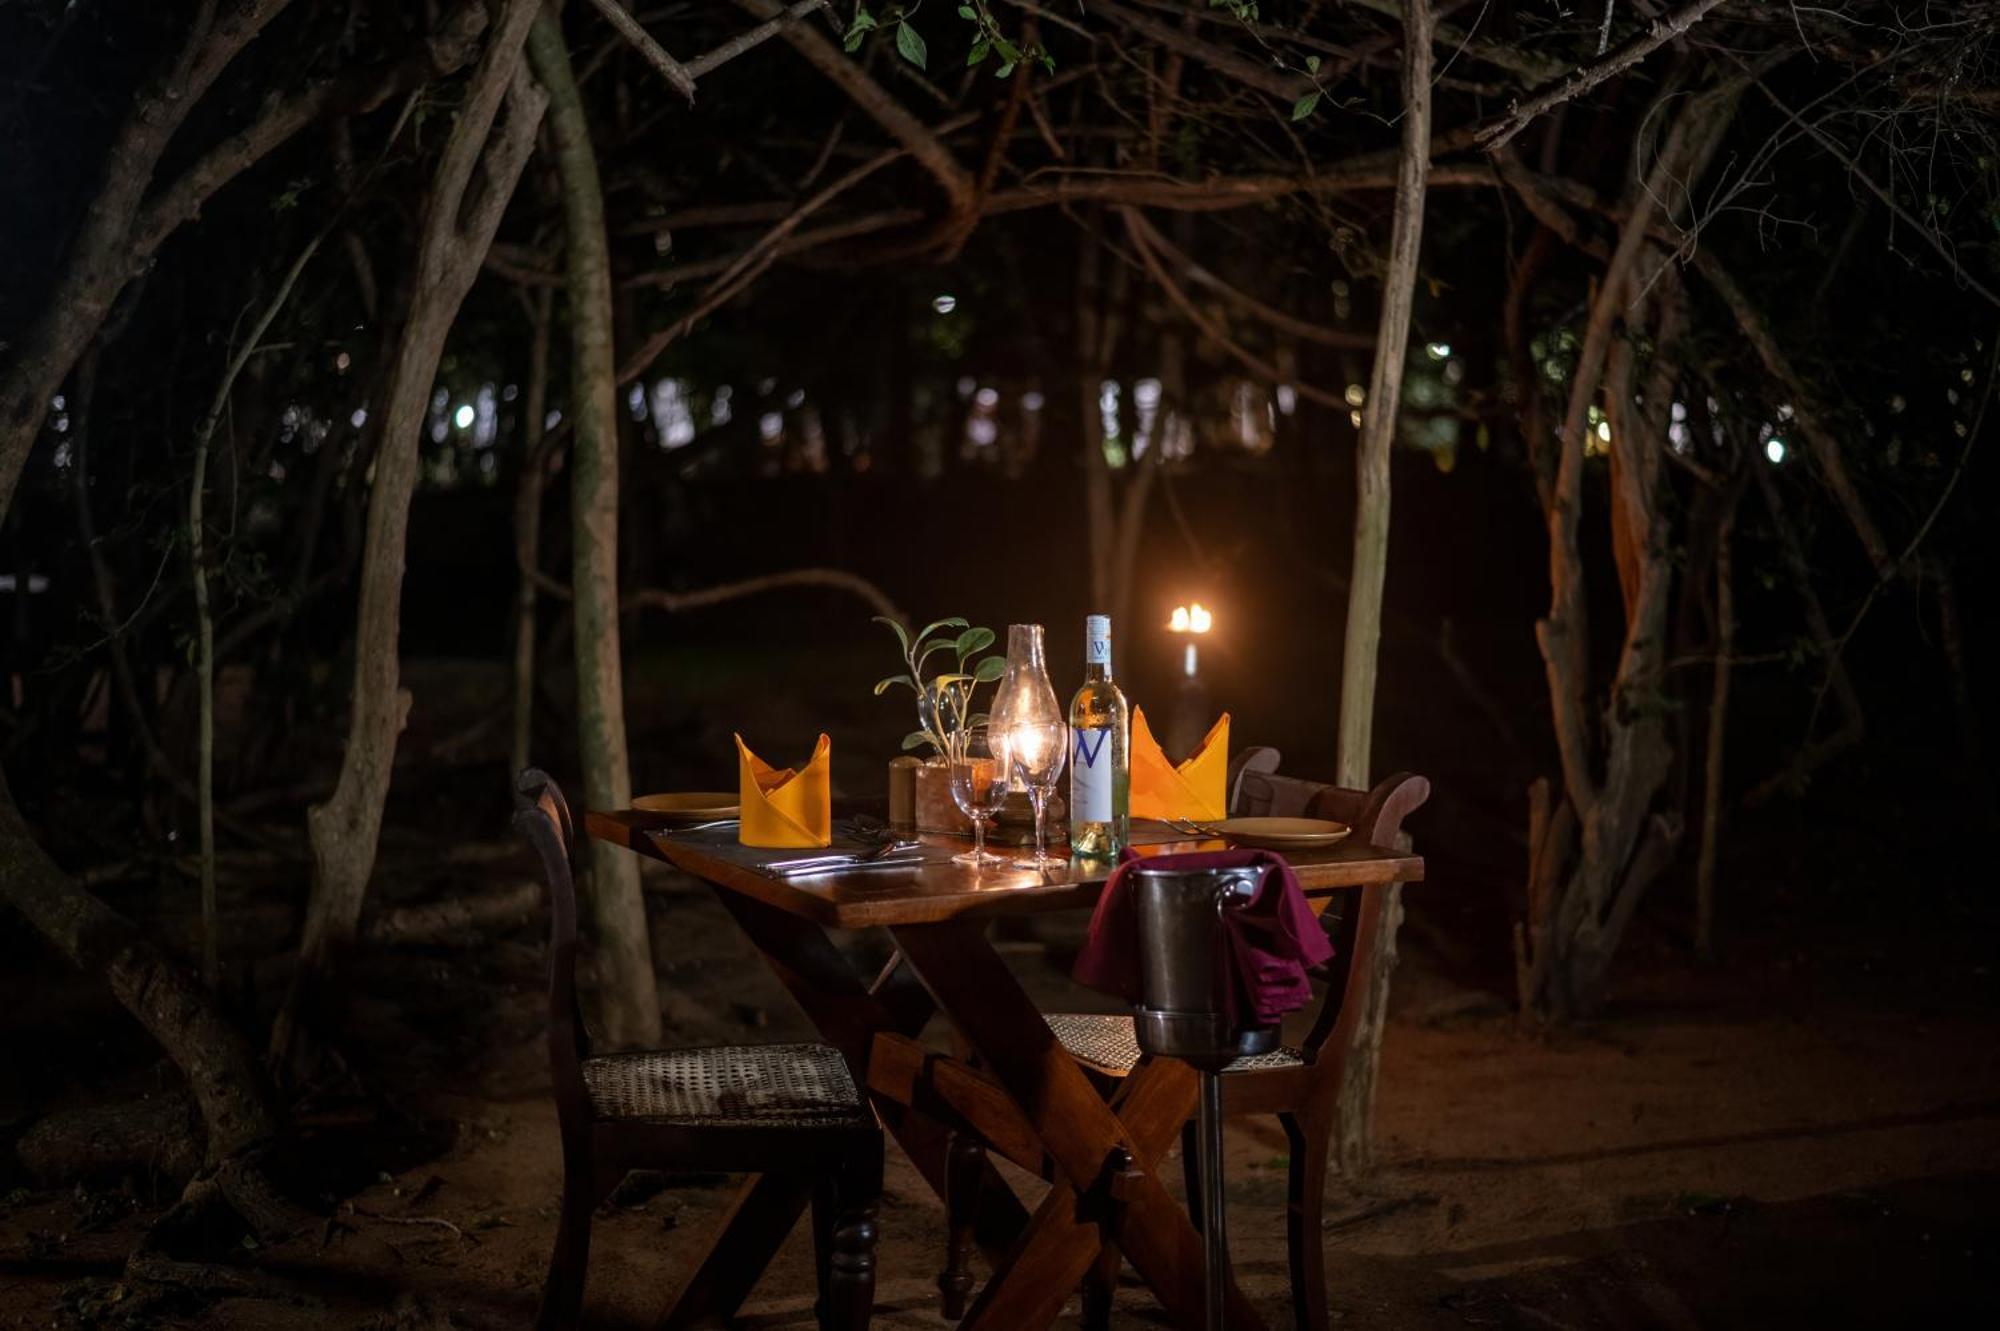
[733,0,974,214]
[1476,0,1731,151]
[582,0,696,102]
[686,0,829,80]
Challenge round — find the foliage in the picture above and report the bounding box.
[843,1,1050,78]
[872,615,1004,756]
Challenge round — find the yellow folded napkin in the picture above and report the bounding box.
[1130,708,1230,824]
[734,732,832,848]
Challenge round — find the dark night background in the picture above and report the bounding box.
[2,1,1997,1327]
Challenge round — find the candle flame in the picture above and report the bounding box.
[1188,602,1212,634]
[1169,605,1191,632]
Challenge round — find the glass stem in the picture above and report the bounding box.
[1030,789,1048,862]
[972,814,986,863]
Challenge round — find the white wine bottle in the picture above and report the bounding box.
[1068,614,1130,859]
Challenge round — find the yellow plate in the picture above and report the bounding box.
[632,792,740,822]
[1210,816,1351,849]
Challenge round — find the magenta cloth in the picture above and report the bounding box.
[1071,848,1335,1027]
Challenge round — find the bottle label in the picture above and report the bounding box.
[1085,616,1111,666]
[1071,726,1112,821]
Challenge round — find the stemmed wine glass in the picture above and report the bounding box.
[946,730,1011,869]
[1006,720,1068,869]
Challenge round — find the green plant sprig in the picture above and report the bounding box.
[872,615,1005,756]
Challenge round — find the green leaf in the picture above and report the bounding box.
[968,39,990,66]
[954,626,995,660]
[966,712,990,728]
[1305,54,1321,74]
[995,37,1021,63]
[957,4,977,17]
[895,21,928,69]
[915,616,970,643]
[902,730,935,752]
[1291,90,1321,121]
[994,61,1015,78]
[971,655,1006,683]
[872,614,911,655]
[873,673,914,696]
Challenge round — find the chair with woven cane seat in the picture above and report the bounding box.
[513,769,883,1331]
[935,766,1427,1331]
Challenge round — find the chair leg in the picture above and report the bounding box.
[822,1135,882,1331]
[1282,1111,1331,1331]
[1079,1241,1120,1331]
[1180,1119,1203,1235]
[535,1163,595,1331]
[938,1130,984,1318]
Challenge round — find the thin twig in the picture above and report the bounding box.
[581,0,695,102]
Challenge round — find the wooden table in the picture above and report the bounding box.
[587,812,1423,1330]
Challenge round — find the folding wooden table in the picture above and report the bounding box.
[586,813,1423,1330]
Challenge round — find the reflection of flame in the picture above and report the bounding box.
[1169,605,1191,632]
[1188,602,1212,634]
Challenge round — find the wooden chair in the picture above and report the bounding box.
[973,765,1429,1331]
[514,769,883,1331]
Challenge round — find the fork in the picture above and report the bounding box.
[1168,816,1229,840]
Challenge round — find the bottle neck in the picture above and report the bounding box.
[1084,638,1113,682]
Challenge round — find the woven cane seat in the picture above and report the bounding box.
[581,1042,868,1128]
[1047,1013,1304,1077]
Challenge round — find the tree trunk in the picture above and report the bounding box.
[273,2,546,1072]
[526,12,662,1047]
[1517,79,1744,1019]
[1695,497,1736,959]
[512,286,555,783]
[0,767,280,1169]
[1330,0,1431,1173]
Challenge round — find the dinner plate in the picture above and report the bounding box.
[1209,816,1351,849]
[631,792,740,823]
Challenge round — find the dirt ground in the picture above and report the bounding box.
[4,820,1996,1331]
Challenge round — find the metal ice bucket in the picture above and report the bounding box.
[1126,862,1280,1331]
[1129,864,1279,1067]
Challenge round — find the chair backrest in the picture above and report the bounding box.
[513,768,592,1134]
[1226,746,1282,816]
[1231,768,1431,1079]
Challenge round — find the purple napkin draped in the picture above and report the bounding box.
[1072,848,1334,1027]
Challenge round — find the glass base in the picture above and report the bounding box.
[952,848,1014,868]
[1020,850,1065,870]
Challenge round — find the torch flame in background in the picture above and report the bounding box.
[1169,603,1214,634]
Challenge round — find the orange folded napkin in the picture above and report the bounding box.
[1130,708,1230,824]
[734,733,832,848]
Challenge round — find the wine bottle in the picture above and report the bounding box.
[1068,614,1130,859]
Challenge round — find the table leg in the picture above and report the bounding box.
[656,1172,813,1330]
[891,921,1265,1331]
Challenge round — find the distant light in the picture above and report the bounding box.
[454,404,474,429]
[1275,384,1297,415]
[1765,437,1787,464]
[759,411,783,442]
[1188,602,1212,634]
[957,376,977,399]
[1133,378,1162,411]
[1344,383,1366,407]
[1595,420,1612,443]
[1425,342,1452,360]
[785,387,805,408]
[974,386,999,408]
[51,395,64,411]
[1169,605,1190,632]
[1022,390,1046,412]
[335,352,351,372]
[1349,408,1363,429]
[350,408,368,428]
[933,294,957,314]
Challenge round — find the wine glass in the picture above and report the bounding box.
[1006,719,1068,869]
[946,730,1011,869]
